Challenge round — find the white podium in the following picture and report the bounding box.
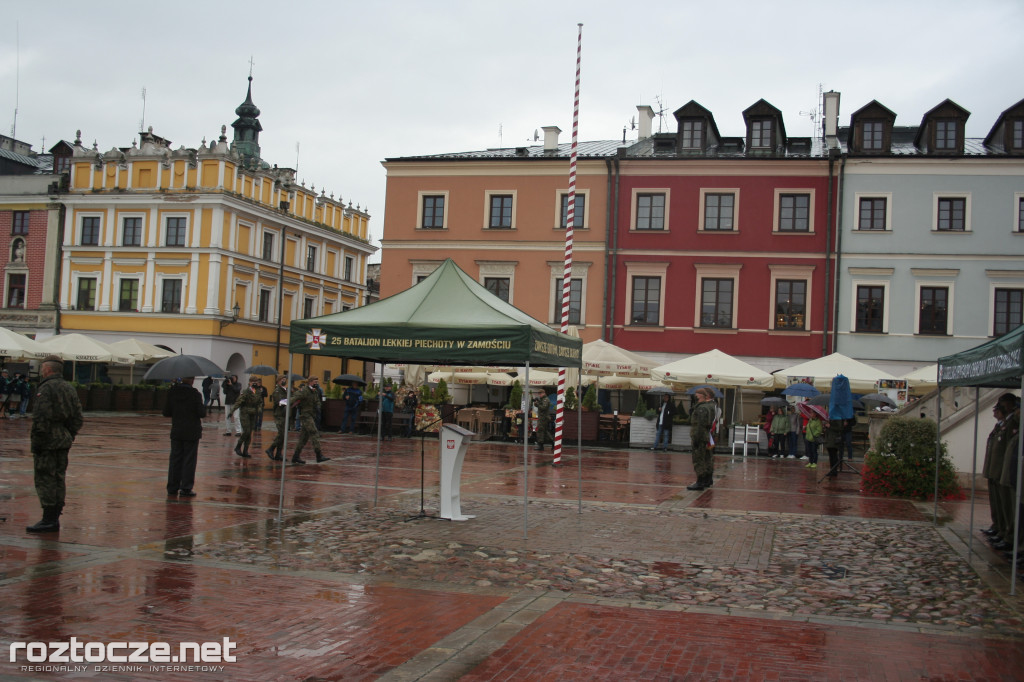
[439,423,476,521]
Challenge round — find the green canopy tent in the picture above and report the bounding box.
[284,258,583,533]
[937,323,1024,593]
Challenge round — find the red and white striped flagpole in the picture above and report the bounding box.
[553,23,582,466]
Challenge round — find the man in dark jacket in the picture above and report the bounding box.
[27,355,83,532]
[652,393,676,451]
[222,375,241,436]
[163,377,206,497]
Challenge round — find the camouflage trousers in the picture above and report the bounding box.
[691,439,714,478]
[33,448,69,511]
[269,412,287,453]
[237,410,258,450]
[293,414,321,458]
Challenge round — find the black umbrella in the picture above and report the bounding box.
[761,396,788,408]
[144,355,225,381]
[244,364,278,375]
[860,392,896,406]
[685,384,724,398]
[646,385,675,395]
[781,382,820,398]
[809,393,864,409]
[332,374,367,385]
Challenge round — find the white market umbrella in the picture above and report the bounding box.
[581,339,658,377]
[653,349,774,388]
[774,352,896,393]
[902,364,938,394]
[0,326,49,361]
[110,338,175,382]
[38,333,135,383]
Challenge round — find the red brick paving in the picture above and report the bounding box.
[461,602,1023,682]
[0,558,505,681]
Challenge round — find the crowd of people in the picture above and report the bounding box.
[982,393,1023,565]
[0,368,32,418]
[758,405,856,475]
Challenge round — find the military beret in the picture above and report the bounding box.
[43,355,64,365]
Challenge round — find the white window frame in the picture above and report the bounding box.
[261,229,278,261]
[476,261,517,305]
[547,261,591,326]
[630,189,671,232]
[912,275,955,336]
[417,190,449,230]
[693,263,741,332]
[483,190,517,230]
[932,192,971,233]
[698,189,740,233]
[119,213,145,247]
[72,273,100,311]
[554,189,590,230]
[986,270,1024,337]
[162,213,190,247]
[410,260,442,286]
[848,268,893,334]
[624,261,669,328]
[77,213,103,246]
[854,193,893,232]
[257,286,276,323]
[114,274,143,313]
[156,275,186,314]
[768,265,814,333]
[773,189,816,234]
[1013,193,1024,233]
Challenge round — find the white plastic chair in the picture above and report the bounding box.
[731,424,760,458]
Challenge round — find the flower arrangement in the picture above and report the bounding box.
[861,416,963,500]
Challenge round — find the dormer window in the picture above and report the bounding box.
[751,120,772,148]
[863,121,884,150]
[1014,120,1024,150]
[680,120,703,149]
[935,120,957,150]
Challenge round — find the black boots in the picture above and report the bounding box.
[687,474,714,491]
[26,507,60,533]
[266,445,282,461]
[315,452,330,463]
[291,454,306,465]
[235,442,251,458]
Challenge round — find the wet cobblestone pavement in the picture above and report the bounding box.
[1,413,1023,680]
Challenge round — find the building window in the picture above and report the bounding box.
[858,198,888,231]
[81,217,100,245]
[635,193,666,230]
[994,288,1023,337]
[1017,196,1024,233]
[488,195,513,229]
[863,121,883,150]
[484,277,510,303]
[122,217,142,246]
[422,195,445,229]
[553,278,582,325]
[165,217,186,247]
[631,276,661,325]
[303,297,315,320]
[918,287,948,335]
[259,289,272,322]
[76,278,97,311]
[700,278,734,328]
[751,120,772,148]
[262,233,275,261]
[855,285,885,332]
[703,194,734,231]
[12,211,29,235]
[680,120,703,149]
[344,256,354,281]
[6,274,26,309]
[160,279,182,313]
[559,194,585,229]
[935,120,957,150]
[778,194,810,232]
[774,280,806,330]
[1013,120,1024,150]
[306,245,317,272]
[118,279,139,312]
[937,198,966,231]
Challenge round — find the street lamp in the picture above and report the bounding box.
[220,303,240,330]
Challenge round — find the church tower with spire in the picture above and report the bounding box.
[231,76,263,164]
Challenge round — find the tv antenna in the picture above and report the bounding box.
[653,95,668,133]
[10,22,19,138]
[139,87,147,132]
[799,84,824,139]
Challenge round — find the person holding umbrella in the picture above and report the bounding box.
[339,382,363,434]
[232,377,263,458]
[162,376,205,496]
[651,393,675,451]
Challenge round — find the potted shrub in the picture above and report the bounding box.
[628,398,656,448]
[72,381,90,409]
[135,383,156,411]
[861,417,962,500]
[322,381,345,428]
[112,384,134,411]
[152,382,170,411]
[670,405,691,450]
[88,381,113,411]
[563,384,600,443]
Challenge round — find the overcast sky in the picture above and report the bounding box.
[3,0,1022,260]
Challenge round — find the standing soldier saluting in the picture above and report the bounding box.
[27,355,84,533]
[687,387,718,491]
[291,377,330,465]
[266,375,289,461]
[233,377,263,458]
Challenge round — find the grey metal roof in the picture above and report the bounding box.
[385,139,627,162]
[0,147,49,169]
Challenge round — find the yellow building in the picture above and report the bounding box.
[56,78,376,381]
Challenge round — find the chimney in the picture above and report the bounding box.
[637,105,656,140]
[822,91,840,138]
[542,126,561,151]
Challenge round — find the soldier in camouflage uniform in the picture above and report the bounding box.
[291,377,330,465]
[687,387,717,491]
[232,377,264,458]
[533,389,552,452]
[266,375,289,461]
[27,355,84,533]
